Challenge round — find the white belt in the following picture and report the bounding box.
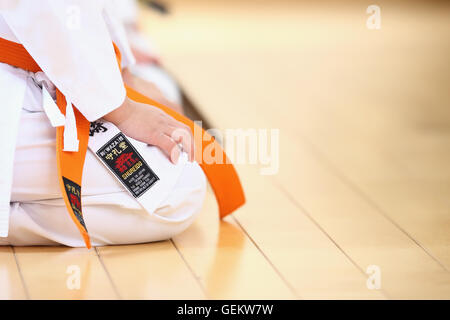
[32,71,79,152]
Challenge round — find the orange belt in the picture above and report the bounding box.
[0,37,245,248]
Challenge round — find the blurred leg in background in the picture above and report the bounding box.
[111,0,183,113]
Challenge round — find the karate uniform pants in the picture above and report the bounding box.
[0,109,206,247]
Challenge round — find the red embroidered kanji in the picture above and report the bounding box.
[69,193,81,210]
[115,152,137,173]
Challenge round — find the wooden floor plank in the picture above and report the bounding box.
[97,242,205,299]
[276,134,450,299]
[233,166,386,299]
[0,247,27,299]
[172,189,296,299]
[296,110,450,270]
[358,179,450,270]
[14,247,117,299]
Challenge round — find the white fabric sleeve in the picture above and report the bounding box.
[102,2,136,69]
[109,0,138,25]
[0,0,126,121]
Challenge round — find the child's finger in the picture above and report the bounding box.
[153,133,180,164]
[165,125,194,161]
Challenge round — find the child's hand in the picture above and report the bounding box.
[103,97,194,164]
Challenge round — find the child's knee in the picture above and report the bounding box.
[150,162,206,235]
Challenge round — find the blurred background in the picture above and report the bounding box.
[135,0,450,298]
[139,0,450,186]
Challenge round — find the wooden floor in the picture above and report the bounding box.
[2,0,450,299]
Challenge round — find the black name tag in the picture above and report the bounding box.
[96,133,159,198]
[62,177,87,231]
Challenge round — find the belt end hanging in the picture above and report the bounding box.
[62,96,80,152]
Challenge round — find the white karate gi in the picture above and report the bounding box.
[0,1,206,247]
